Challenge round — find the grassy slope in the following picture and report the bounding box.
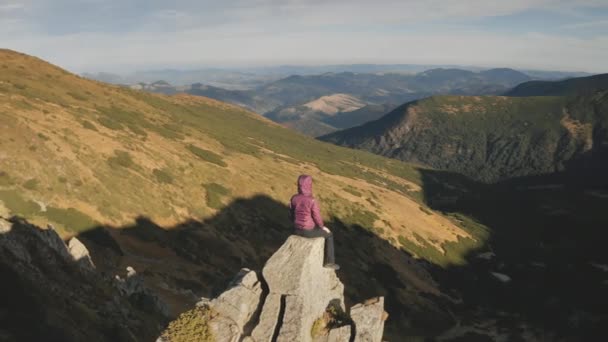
[0,50,491,269]
[322,93,608,182]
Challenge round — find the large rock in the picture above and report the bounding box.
[207,268,264,341]
[253,235,345,342]
[68,237,96,271]
[351,297,387,342]
[327,325,352,342]
[161,235,385,342]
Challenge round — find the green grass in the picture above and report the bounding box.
[153,168,173,184]
[203,183,231,209]
[81,120,98,131]
[67,91,88,101]
[0,171,14,187]
[0,189,40,217]
[43,206,97,233]
[344,206,379,230]
[343,186,362,197]
[98,117,124,130]
[22,178,39,190]
[107,150,135,169]
[187,145,227,167]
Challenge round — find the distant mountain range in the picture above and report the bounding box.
[109,67,583,136]
[322,74,608,183]
[83,64,590,88]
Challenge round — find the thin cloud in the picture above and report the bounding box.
[1,0,607,72]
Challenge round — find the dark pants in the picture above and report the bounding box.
[294,228,335,264]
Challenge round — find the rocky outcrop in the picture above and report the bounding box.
[0,216,169,341]
[68,237,96,271]
[252,235,345,342]
[161,235,386,342]
[204,268,264,341]
[114,266,170,318]
[351,297,387,342]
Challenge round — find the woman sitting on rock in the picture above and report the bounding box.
[289,174,340,270]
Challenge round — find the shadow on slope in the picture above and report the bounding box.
[75,195,458,340]
[418,167,608,340]
[0,217,166,342]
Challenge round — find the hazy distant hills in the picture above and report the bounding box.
[121,67,550,136]
[84,65,591,137]
[322,74,608,183]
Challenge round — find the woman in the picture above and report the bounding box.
[289,174,340,270]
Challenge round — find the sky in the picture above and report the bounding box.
[1,0,608,73]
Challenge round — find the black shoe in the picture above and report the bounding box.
[324,263,340,270]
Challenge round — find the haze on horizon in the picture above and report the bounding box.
[1,0,607,74]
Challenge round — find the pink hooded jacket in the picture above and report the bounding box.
[289,175,324,230]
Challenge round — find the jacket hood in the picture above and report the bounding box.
[297,175,313,195]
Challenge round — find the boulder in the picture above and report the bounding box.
[68,237,96,271]
[327,325,352,342]
[160,235,385,341]
[207,268,264,341]
[253,235,344,342]
[351,297,386,342]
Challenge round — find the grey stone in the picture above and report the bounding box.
[327,325,352,342]
[276,295,305,342]
[259,235,345,342]
[209,268,263,335]
[40,224,72,261]
[250,293,281,342]
[351,297,386,342]
[159,235,386,342]
[208,316,241,342]
[68,237,95,271]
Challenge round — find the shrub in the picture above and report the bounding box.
[108,150,135,169]
[153,168,173,184]
[128,124,147,137]
[187,145,227,167]
[419,206,433,215]
[203,183,231,209]
[343,186,362,197]
[98,117,124,130]
[81,120,98,131]
[0,171,14,187]
[311,303,351,338]
[22,178,39,190]
[161,306,214,342]
[67,92,88,101]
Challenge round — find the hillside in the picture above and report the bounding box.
[505,73,608,96]
[322,92,608,183]
[0,49,476,339]
[264,93,390,136]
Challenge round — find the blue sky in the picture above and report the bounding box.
[1,0,607,73]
